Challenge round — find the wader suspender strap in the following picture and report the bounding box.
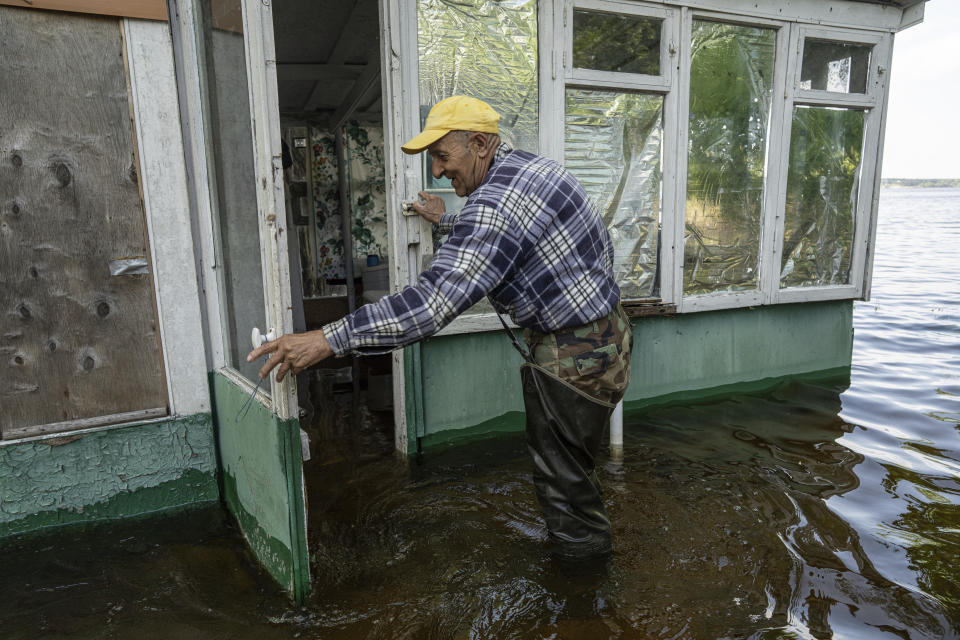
[492,308,534,364]
[491,303,615,557]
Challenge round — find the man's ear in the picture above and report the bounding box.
[472,132,492,157]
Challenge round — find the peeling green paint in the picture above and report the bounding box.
[0,469,218,538]
[209,372,310,604]
[220,468,297,591]
[413,301,854,452]
[0,413,218,538]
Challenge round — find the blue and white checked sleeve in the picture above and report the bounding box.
[322,200,522,356]
[436,212,457,235]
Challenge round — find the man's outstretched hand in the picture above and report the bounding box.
[246,329,334,382]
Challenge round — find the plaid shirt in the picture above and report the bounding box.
[323,143,620,356]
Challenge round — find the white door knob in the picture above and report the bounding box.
[251,327,277,349]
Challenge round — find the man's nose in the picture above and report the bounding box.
[431,161,444,179]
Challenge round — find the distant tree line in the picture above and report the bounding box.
[881,178,960,188]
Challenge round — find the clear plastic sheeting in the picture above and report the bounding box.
[417,0,538,158]
[684,21,775,296]
[781,106,865,288]
[565,89,663,299]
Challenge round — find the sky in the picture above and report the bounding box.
[882,0,960,179]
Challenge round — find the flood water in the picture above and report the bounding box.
[2,187,958,639]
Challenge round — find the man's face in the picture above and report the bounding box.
[428,133,479,197]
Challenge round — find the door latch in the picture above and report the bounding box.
[251,327,277,349]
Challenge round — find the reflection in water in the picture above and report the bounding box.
[0,189,958,638]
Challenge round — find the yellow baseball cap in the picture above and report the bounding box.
[401,96,500,155]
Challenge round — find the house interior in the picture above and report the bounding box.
[273,0,394,424]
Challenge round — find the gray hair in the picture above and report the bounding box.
[450,130,500,149]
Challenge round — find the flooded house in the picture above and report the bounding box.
[1,0,926,602]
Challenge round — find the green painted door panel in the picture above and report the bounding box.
[210,372,309,603]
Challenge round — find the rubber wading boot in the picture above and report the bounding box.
[521,362,615,559]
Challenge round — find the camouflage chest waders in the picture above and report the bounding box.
[496,304,632,558]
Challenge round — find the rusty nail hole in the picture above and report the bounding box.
[83,356,95,371]
[18,304,31,320]
[11,202,20,215]
[29,266,38,278]
[48,340,57,352]
[54,163,71,187]
[11,153,22,168]
[96,301,110,318]
[14,356,24,365]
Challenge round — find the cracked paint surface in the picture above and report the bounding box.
[0,413,218,535]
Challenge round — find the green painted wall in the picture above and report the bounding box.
[0,413,219,538]
[209,372,309,604]
[411,301,853,451]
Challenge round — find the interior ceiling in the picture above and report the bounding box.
[273,0,382,126]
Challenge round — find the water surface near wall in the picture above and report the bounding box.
[0,188,956,638]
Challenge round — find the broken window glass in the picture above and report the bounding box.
[781,106,865,288]
[684,21,776,296]
[800,40,871,94]
[565,89,663,299]
[572,10,661,76]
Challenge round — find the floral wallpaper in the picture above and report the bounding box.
[309,122,387,293]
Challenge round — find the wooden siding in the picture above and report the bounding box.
[0,0,167,21]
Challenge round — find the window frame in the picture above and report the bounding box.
[439,0,680,335]
[768,24,891,305]
[675,10,790,313]
[565,0,674,92]
[414,2,895,337]
[561,0,681,306]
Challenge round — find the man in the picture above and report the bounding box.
[248,95,632,558]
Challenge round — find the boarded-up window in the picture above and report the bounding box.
[0,0,167,21]
[0,7,168,438]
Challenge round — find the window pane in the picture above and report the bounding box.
[800,39,871,93]
[201,0,267,384]
[418,0,538,316]
[781,106,865,288]
[684,21,776,296]
[565,89,663,299]
[572,10,661,75]
[417,0,538,163]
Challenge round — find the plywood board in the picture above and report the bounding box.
[0,7,167,436]
[0,0,167,21]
